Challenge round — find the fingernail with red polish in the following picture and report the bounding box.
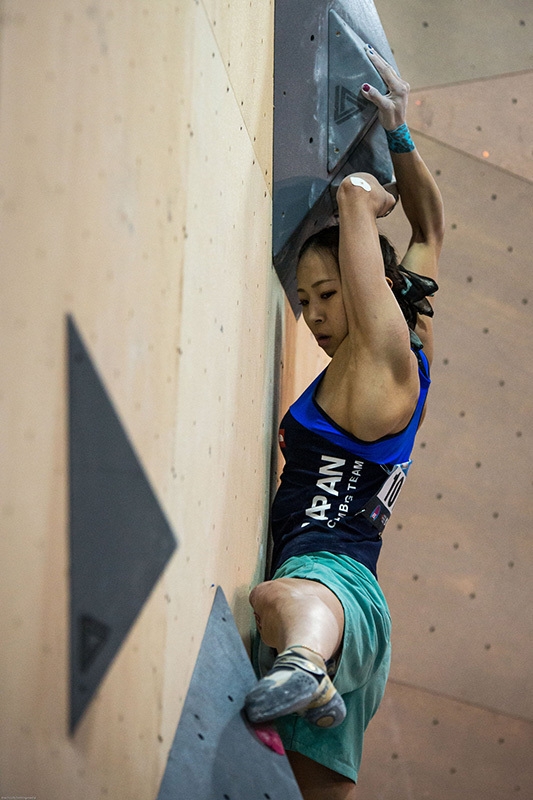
[362,84,371,92]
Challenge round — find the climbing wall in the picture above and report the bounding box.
[0,1,280,798]
[2,0,532,798]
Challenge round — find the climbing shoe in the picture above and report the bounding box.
[245,646,346,729]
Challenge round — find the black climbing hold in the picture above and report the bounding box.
[68,316,177,732]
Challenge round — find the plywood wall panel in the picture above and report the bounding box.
[357,681,533,800]
[408,72,533,182]
[375,0,533,88]
[0,1,277,798]
[377,135,533,721]
[279,306,329,424]
[203,0,274,186]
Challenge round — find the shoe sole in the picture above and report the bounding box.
[245,671,319,723]
[303,691,346,728]
[245,669,346,728]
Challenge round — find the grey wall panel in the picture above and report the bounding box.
[273,0,398,312]
[157,588,303,800]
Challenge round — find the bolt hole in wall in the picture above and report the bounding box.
[222,796,271,799]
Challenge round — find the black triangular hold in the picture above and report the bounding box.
[157,587,303,800]
[80,615,110,673]
[327,9,390,172]
[334,85,365,125]
[68,315,178,732]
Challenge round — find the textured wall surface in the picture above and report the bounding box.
[0,1,278,798]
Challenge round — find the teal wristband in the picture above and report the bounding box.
[385,122,415,153]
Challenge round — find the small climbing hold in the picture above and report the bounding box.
[252,723,286,755]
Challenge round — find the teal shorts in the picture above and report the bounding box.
[253,552,391,784]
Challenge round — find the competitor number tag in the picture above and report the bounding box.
[361,463,410,534]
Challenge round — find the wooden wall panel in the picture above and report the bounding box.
[408,73,533,182]
[374,0,533,88]
[357,681,533,800]
[0,1,278,798]
[202,0,274,186]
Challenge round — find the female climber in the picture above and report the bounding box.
[245,46,445,799]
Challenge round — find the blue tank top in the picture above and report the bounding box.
[270,350,431,578]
